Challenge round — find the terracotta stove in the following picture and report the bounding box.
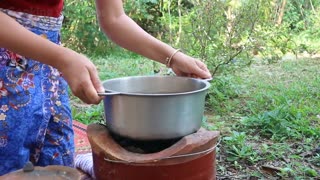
[87,124,220,180]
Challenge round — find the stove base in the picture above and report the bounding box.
[88,124,219,180]
[92,150,216,180]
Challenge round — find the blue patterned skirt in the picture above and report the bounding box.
[0,9,74,175]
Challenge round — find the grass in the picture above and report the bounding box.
[206,58,320,179]
[70,55,320,179]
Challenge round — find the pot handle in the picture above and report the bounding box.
[190,77,213,82]
[98,90,121,96]
[203,77,213,82]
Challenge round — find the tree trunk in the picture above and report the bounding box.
[168,0,173,44]
[309,0,316,14]
[175,0,182,46]
[277,0,287,25]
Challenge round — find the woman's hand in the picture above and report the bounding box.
[57,48,104,104]
[170,52,212,79]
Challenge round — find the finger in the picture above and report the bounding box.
[196,60,210,73]
[81,70,102,104]
[195,60,210,74]
[82,81,102,104]
[191,74,197,78]
[88,65,104,93]
[191,64,211,79]
[71,84,91,104]
[77,90,91,104]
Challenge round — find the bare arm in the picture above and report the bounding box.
[95,0,174,65]
[0,11,68,69]
[95,0,211,78]
[0,11,103,104]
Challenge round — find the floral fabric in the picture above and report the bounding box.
[0,9,74,175]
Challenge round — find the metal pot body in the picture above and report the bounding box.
[101,76,210,140]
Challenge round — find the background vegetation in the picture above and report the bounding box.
[62,0,320,179]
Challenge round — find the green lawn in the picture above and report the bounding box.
[70,55,320,179]
[206,58,320,179]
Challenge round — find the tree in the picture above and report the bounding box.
[277,0,287,25]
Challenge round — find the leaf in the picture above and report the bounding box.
[304,168,318,177]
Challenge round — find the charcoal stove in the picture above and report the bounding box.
[87,123,220,180]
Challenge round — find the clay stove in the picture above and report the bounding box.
[87,124,220,180]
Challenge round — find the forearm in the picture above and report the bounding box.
[0,11,70,69]
[96,0,176,65]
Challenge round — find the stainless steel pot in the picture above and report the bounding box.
[98,76,211,141]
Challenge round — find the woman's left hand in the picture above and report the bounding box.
[170,52,212,79]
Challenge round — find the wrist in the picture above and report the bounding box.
[165,49,182,68]
[54,47,74,71]
[170,51,187,68]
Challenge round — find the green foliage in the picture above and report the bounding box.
[241,105,319,141]
[295,10,320,55]
[206,75,241,113]
[206,58,320,178]
[61,0,118,55]
[72,104,104,125]
[251,24,298,64]
[282,0,320,55]
[310,153,320,167]
[61,0,320,71]
[180,0,260,74]
[283,0,320,32]
[223,131,259,164]
[303,167,318,177]
[93,55,154,80]
[124,0,163,37]
[259,143,291,161]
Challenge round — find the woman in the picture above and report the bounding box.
[0,0,211,175]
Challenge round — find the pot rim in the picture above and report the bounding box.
[101,75,211,97]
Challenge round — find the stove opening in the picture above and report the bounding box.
[109,131,182,154]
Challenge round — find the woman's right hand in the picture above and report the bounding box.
[57,48,104,104]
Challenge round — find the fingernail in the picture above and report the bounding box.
[206,72,211,77]
[98,87,105,92]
